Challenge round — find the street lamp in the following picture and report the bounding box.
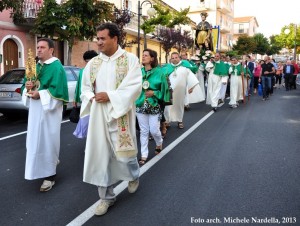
[284,24,297,60]
[137,0,156,60]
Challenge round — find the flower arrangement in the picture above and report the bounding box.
[197,49,214,62]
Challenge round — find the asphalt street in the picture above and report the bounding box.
[0,86,299,226]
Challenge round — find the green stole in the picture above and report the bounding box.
[74,68,84,103]
[37,60,69,103]
[161,60,197,76]
[22,59,69,103]
[213,61,228,77]
[231,63,243,76]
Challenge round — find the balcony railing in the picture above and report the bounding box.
[189,1,213,13]
[23,0,42,19]
[217,0,231,14]
[234,28,249,34]
[126,12,139,32]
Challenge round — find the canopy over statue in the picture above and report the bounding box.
[195,12,214,52]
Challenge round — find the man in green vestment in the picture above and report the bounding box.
[205,52,228,111]
[180,51,199,110]
[23,38,69,192]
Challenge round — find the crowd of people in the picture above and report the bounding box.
[21,22,299,217]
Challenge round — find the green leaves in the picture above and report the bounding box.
[140,4,190,34]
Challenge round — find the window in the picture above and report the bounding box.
[0,70,25,84]
[64,68,77,81]
[239,24,244,33]
[124,0,132,10]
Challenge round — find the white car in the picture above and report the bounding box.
[0,66,80,118]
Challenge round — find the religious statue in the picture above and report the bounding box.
[195,12,214,52]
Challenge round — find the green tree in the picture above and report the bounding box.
[112,8,137,49]
[0,0,25,23]
[158,28,180,62]
[141,4,190,34]
[252,33,269,55]
[32,0,114,65]
[232,35,256,55]
[225,50,239,58]
[0,0,22,12]
[175,30,194,53]
[276,24,300,55]
[266,35,282,55]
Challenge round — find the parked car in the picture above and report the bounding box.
[0,66,81,117]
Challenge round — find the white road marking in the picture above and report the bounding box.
[66,110,215,226]
[0,120,70,141]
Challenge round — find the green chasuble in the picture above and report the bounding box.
[37,60,68,103]
[182,60,199,74]
[74,68,84,103]
[161,60,198,76]
[213,61,229,77]
[22,59,69,103]
[135,67,170,107]
[231,63,252,78]
[231,63,243,76]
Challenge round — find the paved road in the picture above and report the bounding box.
[0,87,299,226]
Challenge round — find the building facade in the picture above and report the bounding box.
[163,0,235,53]
[233,16,259,44]
[0,0,198,75]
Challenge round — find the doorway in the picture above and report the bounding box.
[3,39,19,73]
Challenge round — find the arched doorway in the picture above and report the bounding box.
[3,39,19,73]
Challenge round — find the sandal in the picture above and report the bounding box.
[155,146,163,155]
[138,158,147,166]
[161,123,167,138]
[178,122,184,129]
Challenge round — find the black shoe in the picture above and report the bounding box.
[184,105,190,111]
[212,107,217,112]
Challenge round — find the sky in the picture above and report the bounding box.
[234,0,299,37]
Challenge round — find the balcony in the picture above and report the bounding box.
[189,1,213,13]
[219,23,231,33]
[125,11,139,35]
[23,0,42,19]
[234,28,249,35]
[13,0,43,26]
[217,0,231,14]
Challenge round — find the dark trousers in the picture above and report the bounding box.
[275,75,282,85]
[291,75,297,89]
[261,76,271,98]
[253,77,259,89]
[285,74,292,90]
[249,75,254,94]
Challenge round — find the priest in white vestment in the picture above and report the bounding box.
[228,57,244,108]
[189,57,206,104]
[205,53,229,111]
[164,52,199,129]
[22,38,69,192]
[80,23,142,216]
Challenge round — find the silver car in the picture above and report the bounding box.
[0,66,80,117]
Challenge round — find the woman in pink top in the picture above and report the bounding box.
[253,60,263,93]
